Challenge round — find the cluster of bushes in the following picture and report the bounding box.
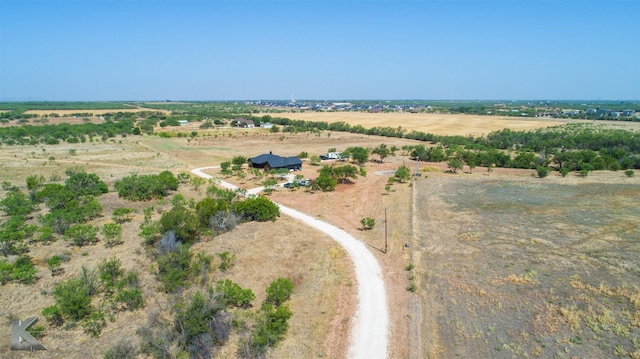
[115,171,178,201]
[241,278,294,357]
[313,164,366,192]
[133,276,293,359]
[0,170,109,276]
[42,257,144,337]
[0,119,137,145]
[0,255,37,284]
[0,214,36,256]
[36,169,107,235]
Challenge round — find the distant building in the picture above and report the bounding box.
[234,118,255,128]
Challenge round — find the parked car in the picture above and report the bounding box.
[283,182,295,188]
[298,179,311,187]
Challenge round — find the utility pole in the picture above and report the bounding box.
[384,208,388,253]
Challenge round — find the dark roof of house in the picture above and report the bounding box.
[249,153,302,168]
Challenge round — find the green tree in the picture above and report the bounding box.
[394,165,411,183]
[0,216,35,256]
[189,176,206,191]
[220,161,232,176]
[195,197,229,227]
[102,223,123,248]
[65,171,109,196]
[157,171,179,191]
[159,206,199,244]
[115,171,178,201]
[250,304,292,355]
[206,186,237,204]
[313,173,337,192]
[52,277,93,321]
[98,256,124,292]
[536,166,549,178]
[36,183,73,209]
[463,153,478,174]
[580,163,595,177]
[333,165,361,184]
[265,278,294,307]
[157,244,194,292]
[625,169,635,178]
[262,178,278,194]
[309,155,321,166]
[513,151,538,169]
[215,279,256,308]
[360,217,375,230]
[231,196,280,222]
[65,224,99,247]
[372,143,393,162]
[344,146,369,165]
[232,155,248,167]
[173,290,230,358]
[26,175,46,191]
[26,175,45,200]
[112,207,135,223]
[447,158,464,174]
[0,191,34,216]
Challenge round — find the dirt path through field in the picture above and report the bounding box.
[191,167,389,359]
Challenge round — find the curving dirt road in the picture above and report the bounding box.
[191,167,388,359]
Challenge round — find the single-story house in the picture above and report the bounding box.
[249,152,302,171]
[178,120,189,126]
[234,118,255,128]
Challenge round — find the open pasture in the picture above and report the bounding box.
[268,111,564,136]
[411,173,640,358]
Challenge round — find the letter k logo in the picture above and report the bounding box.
[11,317,47,351]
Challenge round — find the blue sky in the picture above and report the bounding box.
[1,0,639,101]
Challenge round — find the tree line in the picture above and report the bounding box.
[256,116,640,171]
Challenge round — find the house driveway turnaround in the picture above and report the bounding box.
[191,167,389,359]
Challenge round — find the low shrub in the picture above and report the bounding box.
[215,279,255,309]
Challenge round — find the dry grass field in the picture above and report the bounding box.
[409,171,640,358]
[0,112,638,358]
[266,111,564,136]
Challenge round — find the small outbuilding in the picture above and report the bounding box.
[249,152,302,171]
